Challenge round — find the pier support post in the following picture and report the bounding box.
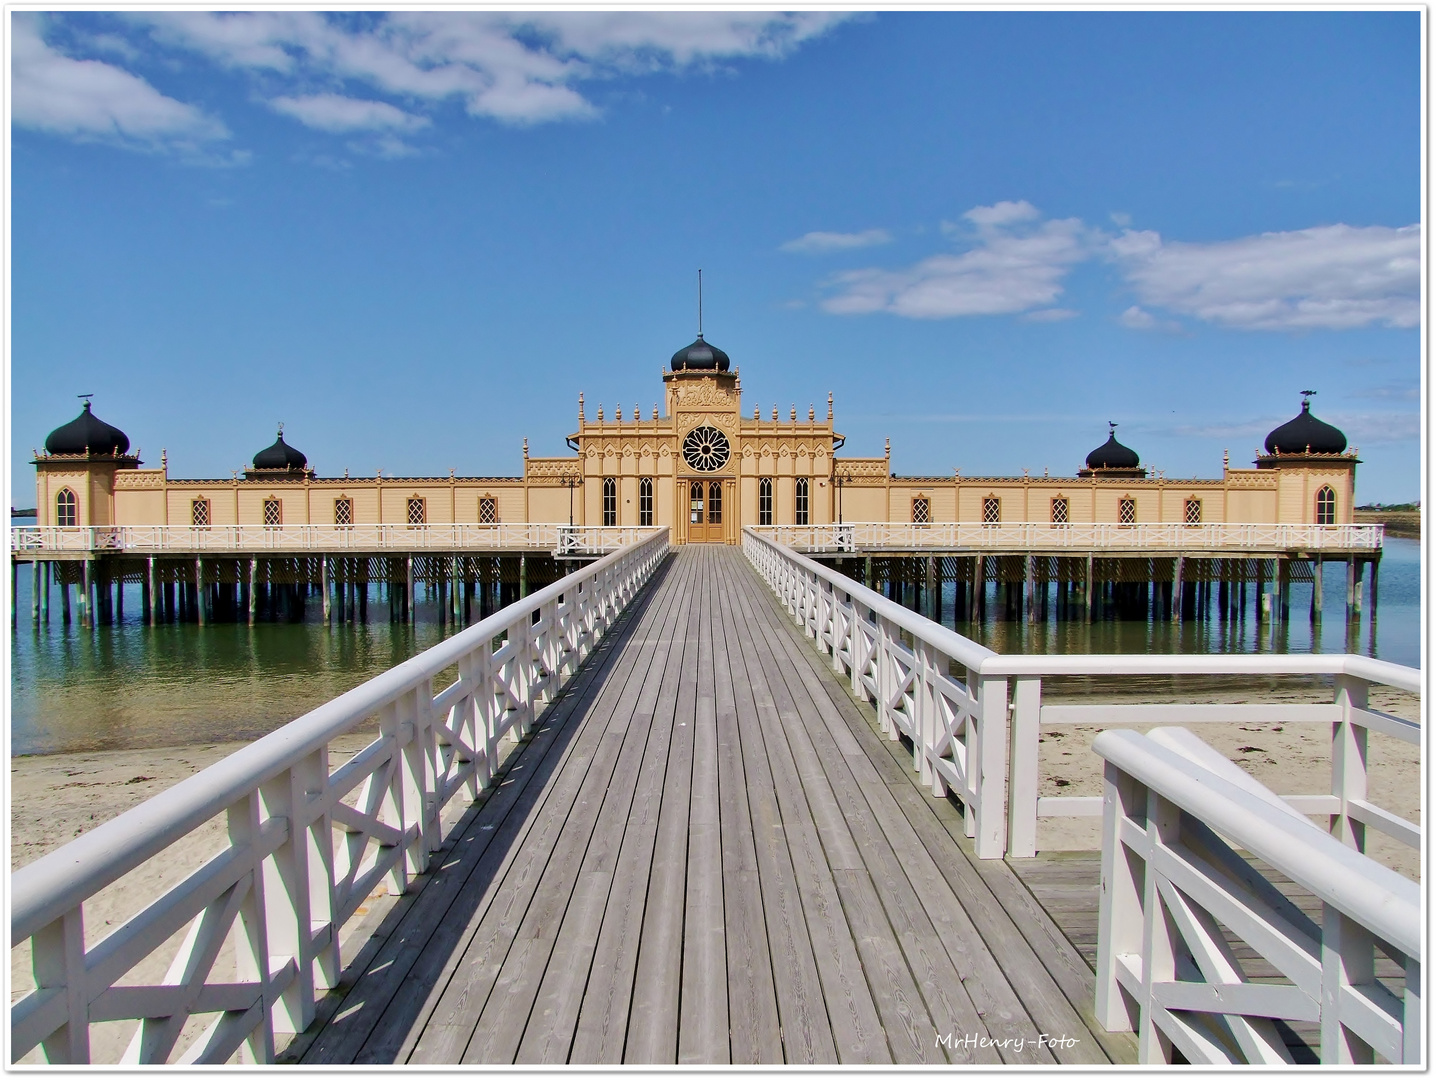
[406,555,415,624]
[1345,557,1357,621]
[30,561,39,624]
[1023,555,1035,625]
[248,558,258,625]
[115,572,123,624]
[1170,556,1183,623]
[61,570,72,624]
[359,560,368,624]
[925,556,938,622]
[80,560,92,628]
[1277,558,1290,623]
[144,558,154,625]
[196,558,206,626]
[42,562,49,623]
[519,554,528,599]
[1311,556,1323,622]
[1368,557,1378,617]
[1084,554,1094,623]
[322,557,331,623]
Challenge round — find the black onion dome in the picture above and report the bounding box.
[253,430,307,470]
[1264,399,1347,455]
[670,333,730,372]
[1085,429,1140,470]
[45,400,130,456]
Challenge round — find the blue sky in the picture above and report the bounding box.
[9,10,1422,506]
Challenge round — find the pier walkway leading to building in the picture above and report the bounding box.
[281,545,1128,1065]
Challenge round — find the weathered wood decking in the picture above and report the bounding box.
[281,545,1136,1065]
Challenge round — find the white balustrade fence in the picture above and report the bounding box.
[11,523,655,557]
[744,528,1010,857]
[753,521,1384,553]
[9,529,669,1065]
[743,528,1420,861]
[1095,728,1420,1064]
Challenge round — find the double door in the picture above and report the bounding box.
[687,480,728,543]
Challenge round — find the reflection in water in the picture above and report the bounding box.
[11,539,1420,757]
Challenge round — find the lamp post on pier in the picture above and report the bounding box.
[562,472,580,527]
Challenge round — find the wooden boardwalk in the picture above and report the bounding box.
[281,546,1136,1065]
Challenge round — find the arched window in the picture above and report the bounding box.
[639,478,653,526]
[759,478,773,526]
[603,477,617,526]
[795,478,809,525]
[55,488,77,527]
[1316,485,1336,525]
[690,482,703,525]
[263,498,282,527]
[1118,497,1136,525]
[191,498,210,528]
[708,481,722,524]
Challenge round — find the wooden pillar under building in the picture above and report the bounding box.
[1368,557,1378,617]
[406,554,415,624]
[925,556,938,622]
[1311,556,1323,620]
[864,556,874,591]
[1277,558,1290,623]
[1023,555,1035,625]
[144,558,155,625]
[1170,556,1183,623]
[519,554,528,600]
[80,560,92,628]
[359,561,368,624]
[30,561,39,624]
[115,573,124,624]
[322,557,331,623]
[61,571,72,624]
[196,558,206,626]
[41,563,50,624]
[248,559,258,625]
[1084,554,1095,623]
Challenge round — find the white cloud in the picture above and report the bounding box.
[780,229,892,254]
[127,11,850,127]
[269,93,429,133]
[1110,223,1420,331]
[1023,308,1079,322]
[820,203,1091,319]
[12,15,228,152]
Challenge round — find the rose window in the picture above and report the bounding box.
[682,425,730,471]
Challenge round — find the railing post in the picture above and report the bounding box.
[1138,790,1180,1063]
[916,640,936,785]
[31,908,90,1062]
[1095,764,1141,1033]
[974,672,1009,859]
[227,790,276,1063]
[1321,904,1376,1063]
[1008,674,1042,858]
[1330,674,1369,851]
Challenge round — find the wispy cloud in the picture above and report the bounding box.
[1349,382,1420,402]
[1109,223,1420,331]
[12,14,229,155]
[820,201,1092,318]
[780,229,892,254]
[269,93,430,133]
[1022,307,1079,322]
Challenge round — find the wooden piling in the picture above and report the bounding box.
[80,560,92,628]
[248,558,258,625]
[30,561,39,624]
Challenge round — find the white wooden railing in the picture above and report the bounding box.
[11,524,654,557]
[1095,727,1420,1064]
[9,529,669,1065]
[744,528,1009,857]
[753,522,1384,553]
[743,528,1420,863]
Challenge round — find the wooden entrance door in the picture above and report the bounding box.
[687,480,726,542]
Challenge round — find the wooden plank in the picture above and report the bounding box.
[716,559,844,1065]
[710,555,783,1064]
[622,548,704,1063]
[297,557,677,1064]
[679,551,730,1063]
[567,552,701,1064]
[721,556,892,1065]
[514,552,702,1065]
[404,551,693,1063]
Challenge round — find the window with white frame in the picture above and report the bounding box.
[795,478,809,525]
[759,478,773,526]
[56,488,77,527]
[639,478,653,526]
[1316,485,1336,525]
[603,477,617,526]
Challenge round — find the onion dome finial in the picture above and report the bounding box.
[1264,392,1347,455]
[44,396,131,456]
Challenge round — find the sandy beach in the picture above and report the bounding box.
[9,679,1421,1061]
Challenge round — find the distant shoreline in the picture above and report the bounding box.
[1357,510,1420,539]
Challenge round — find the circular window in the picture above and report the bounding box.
[682,425,731,472]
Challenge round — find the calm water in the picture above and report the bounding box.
[9,537,1421,757]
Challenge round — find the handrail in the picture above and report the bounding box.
[743,527,1421,862]
[751,521,1385,552]
[1094,727,1420,1063]
[11,528,669,1064]
[9,523,657,555]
